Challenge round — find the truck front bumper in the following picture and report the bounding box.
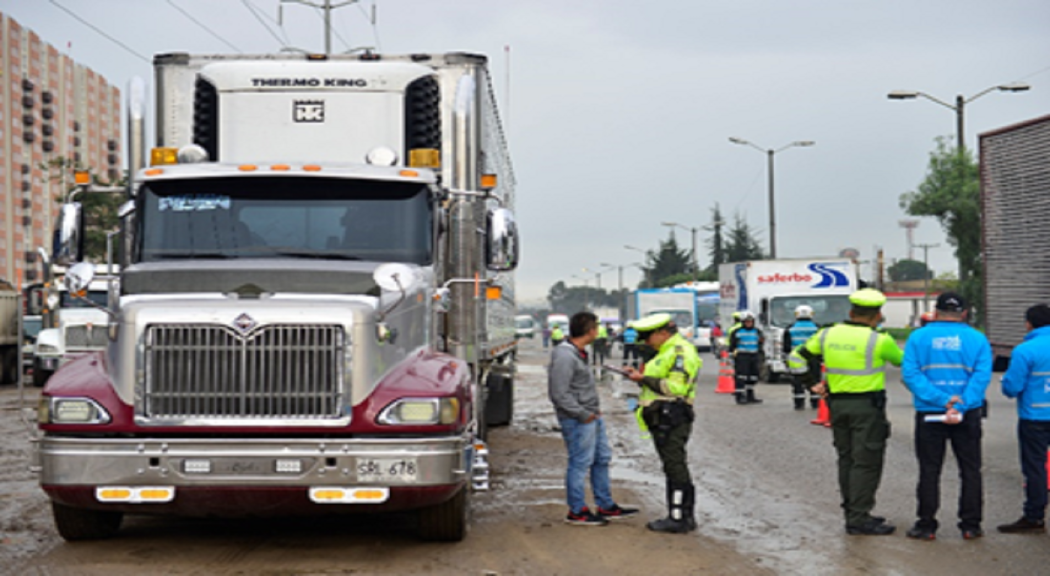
[36,434,475,513]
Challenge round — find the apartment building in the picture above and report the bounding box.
[1,11,121,286]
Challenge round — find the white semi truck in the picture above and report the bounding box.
[718,258,857,382]
[626,288,702,349]
[34,51,518,543]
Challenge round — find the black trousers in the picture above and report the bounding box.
[1018,419,1050,521]
[914,408,983,531]
[653,421,693,485]
[734,353,760,391]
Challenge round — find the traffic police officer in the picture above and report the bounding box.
[551,324,565,347]
[784,305,820,410]
[623,313,702,533]
[789,288,904,535]
[729,312,764,405]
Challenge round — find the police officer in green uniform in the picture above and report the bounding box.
[623,313,702,533]
[789,289,904,535]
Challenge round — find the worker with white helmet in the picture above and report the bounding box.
[784,305,821,410]
[728,311,764,405]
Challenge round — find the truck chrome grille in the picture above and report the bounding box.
[65,324,109,350]
[144,324,345,419]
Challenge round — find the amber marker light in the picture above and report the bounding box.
[303,165,322,172]
[144,168,164,177]
[238,164,258,172]
[270,164,291,171]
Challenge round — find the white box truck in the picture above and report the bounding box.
[718,259,857,381]
[626,288,701,349]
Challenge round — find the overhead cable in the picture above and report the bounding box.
[47,0,150,63]
[166,0,242,53]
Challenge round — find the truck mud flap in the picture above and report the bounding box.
[484,372,513,427]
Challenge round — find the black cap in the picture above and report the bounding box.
[935,292,966,312]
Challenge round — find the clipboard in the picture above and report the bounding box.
[602,364,632,377]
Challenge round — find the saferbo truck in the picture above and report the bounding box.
[33,51,519,542]
[718,258,857,382]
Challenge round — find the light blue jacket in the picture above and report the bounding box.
[1001,325,1050,421]
[902,320,992,413]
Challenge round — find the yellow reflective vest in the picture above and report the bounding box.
[639,332,702,405]
[791,322,903,393]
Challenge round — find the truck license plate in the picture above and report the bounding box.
[356,458,418,482]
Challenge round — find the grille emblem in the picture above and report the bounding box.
[233,313,257,334]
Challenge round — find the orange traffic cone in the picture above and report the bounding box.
[715,350,735,394]
[810,398,831,427]
[810,365,831,427]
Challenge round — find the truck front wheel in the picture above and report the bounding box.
[32,365,52,388]
[418,487,469,542]
[52,502,123,541]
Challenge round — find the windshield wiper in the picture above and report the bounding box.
[150,251,234,259]
[269,249,362,261]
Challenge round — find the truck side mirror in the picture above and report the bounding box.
[485,208,518,272]
[52,202,85,266]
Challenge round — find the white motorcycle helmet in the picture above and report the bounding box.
[794,305,814,319]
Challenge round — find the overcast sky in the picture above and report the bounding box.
[3,0,1048,305]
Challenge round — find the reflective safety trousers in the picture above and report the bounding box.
[793,322,903,393]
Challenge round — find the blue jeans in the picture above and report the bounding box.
[1018,419,1050,520]
[559,416,614,514]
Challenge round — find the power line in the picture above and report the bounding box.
[47,0,150,63]
[240,0,287,47]
[166,0,242,53]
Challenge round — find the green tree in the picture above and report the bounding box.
[723,212,765,262]
[887,259,930,282]
[899,137,980,323]
[704,203,726,275]
[641,233,691,288]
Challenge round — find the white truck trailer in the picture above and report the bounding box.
[35,51,518,543]
[718,258,857,381]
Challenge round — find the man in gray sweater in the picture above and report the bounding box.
[549,311,639,526]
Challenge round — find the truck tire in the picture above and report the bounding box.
[32,365,52,388]
[417,486,469,542]
[52,502,123,541]
[484,372,513,427]
[1,347,16,384]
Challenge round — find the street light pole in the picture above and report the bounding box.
[887,82,1030,152]
[661,222,699,281]
[729,137,815,259]
[624,245,651,287]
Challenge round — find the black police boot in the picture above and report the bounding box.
[735,391,747,405]
[683,482,697,531]
[746,388,763,404]
[794,398,805,410]
[647,482,694,534]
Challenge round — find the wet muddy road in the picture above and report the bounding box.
[1,339,1047,575]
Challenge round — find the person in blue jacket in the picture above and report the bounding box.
[901,292,992,541]
[998,303,1050,534]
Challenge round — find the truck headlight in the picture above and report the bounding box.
[378,398,459,425]
[39,397,112,425]
[36,343,60,354]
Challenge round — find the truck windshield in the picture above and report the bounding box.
[137,176,432,265]
[59,290,109,308]
[769,295,852,328]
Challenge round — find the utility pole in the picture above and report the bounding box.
[915,243,940,312]
[281,0,359,55]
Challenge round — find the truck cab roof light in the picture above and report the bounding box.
[270,164,291,171]
[238,164,258,172]
[408,148,440,168]
[303,165,322,172]
[150,147,178,166]
[144,168,164,177]
[480,174,497,190]
[73,170,91,185]
[399,169,420,178]
[306,53,328,61]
